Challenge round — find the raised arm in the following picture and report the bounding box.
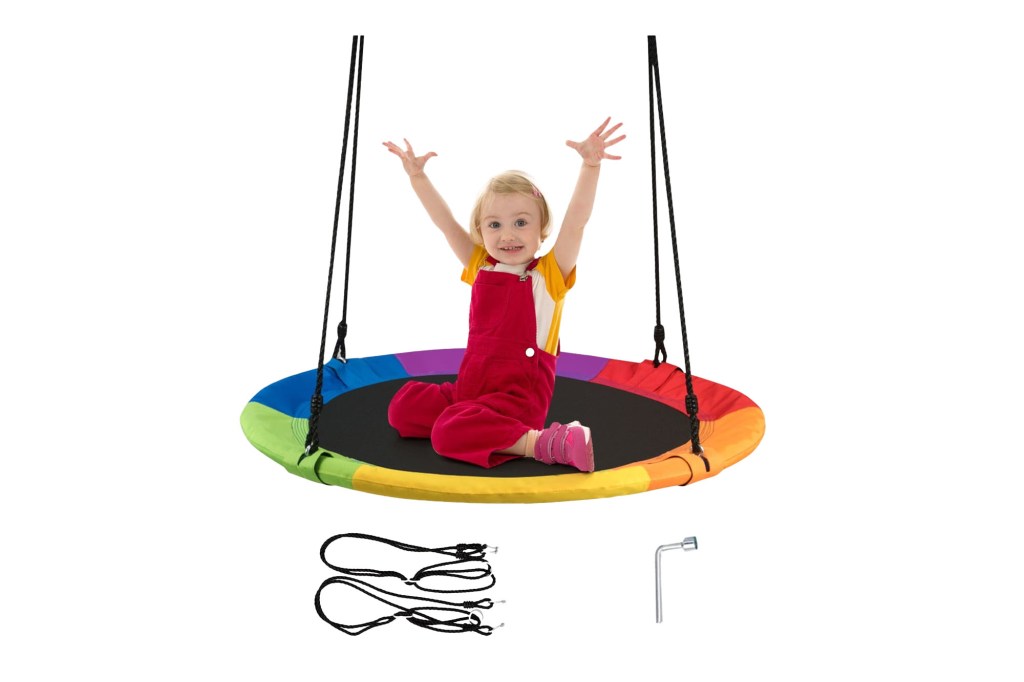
[553,118,625,280]
[383,138,475,268]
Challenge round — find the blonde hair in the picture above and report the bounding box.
[468,171,551,245]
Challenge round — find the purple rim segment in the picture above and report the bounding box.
[394,348,609,381]
[395,348,465,376]
[555,352,610,381]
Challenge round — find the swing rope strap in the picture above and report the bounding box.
[319,532,497,593]
[649,38,668,368]
[648,35,706,465]
[333,34,365,364]
[314,576,500,636]
[305,35,365,457]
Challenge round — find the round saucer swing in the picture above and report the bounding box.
[240,36,765,503]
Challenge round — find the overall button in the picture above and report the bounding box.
[525,347,535,358]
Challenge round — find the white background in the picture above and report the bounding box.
[3,1,1023,679]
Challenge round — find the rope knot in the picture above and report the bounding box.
[685,393,699,418]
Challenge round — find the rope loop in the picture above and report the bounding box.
[334,321,349,361]
[653,324,668,367]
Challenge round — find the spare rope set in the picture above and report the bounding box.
[314,533,502,635]
[320,531,497,592]
[303,34,705,467]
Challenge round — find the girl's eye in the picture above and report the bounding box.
[488,221,501,229]
[515,219,527,228]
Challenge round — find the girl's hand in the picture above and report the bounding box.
[565,117,625,166]
[383,138,437,176]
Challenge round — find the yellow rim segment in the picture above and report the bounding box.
[351,462,652,503]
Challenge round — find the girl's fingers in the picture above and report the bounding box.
[605,134,626,147]
[591,116,611,137]
[601,122,623,139]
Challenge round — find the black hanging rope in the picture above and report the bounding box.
[333,35,365,363]
[305,35,364,458]
[649,40,667,368]
[648,35,706,467]
[319,532,497,594]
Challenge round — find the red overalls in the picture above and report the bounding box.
[388,259,557,468]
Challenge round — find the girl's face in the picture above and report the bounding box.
[478,193,543,266]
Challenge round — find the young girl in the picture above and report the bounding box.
[384,118,624,472]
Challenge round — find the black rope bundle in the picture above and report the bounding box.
[314,532,501,636]
[304,35,365,458]
[319,532,496,593]
[314,576,499,636]
[648,35,707,468]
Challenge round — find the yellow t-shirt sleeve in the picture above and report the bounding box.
[537,251,576,301]
[461,245,489,285]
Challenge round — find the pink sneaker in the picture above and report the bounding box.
[534,421,594,472]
